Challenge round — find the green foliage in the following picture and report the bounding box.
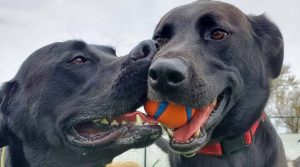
[267,64,300,133]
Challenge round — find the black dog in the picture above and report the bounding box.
[148,1,286,166]
[0,40,162,167]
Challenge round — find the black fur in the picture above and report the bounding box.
[149,1,286,166]
[0,40,161,167]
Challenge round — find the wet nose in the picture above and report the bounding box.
[148,58,188,90]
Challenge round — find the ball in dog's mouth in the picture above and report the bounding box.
[65,112,160,147]
[158,91,229,155]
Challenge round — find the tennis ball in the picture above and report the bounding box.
[144,100,196,129]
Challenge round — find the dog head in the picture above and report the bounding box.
[0,40,161,166]
[148,1,283,154]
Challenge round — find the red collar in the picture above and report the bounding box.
[197,112,267,156]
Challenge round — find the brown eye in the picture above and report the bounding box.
[156,37,168,46]
[210,29,228,40]
[70,56,87,65]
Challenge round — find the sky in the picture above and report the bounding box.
[0,0,300,83]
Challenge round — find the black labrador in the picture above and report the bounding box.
[148,1,287,167]
[0,40,162,167]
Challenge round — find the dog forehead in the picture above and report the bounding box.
[14,41,112,81]
[23,41,114,65]
[156,1,248,30]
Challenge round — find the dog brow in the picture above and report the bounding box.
[72,41,87,50]
[197,13,219,27]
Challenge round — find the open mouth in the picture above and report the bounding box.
[163,91,229,154]
[65,112,159,147]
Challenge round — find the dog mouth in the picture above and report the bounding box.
[164,91,229,154]
[66,112,159,147]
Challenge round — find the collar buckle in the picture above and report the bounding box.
[221,136,248,155]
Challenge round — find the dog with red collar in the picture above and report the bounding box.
[146,1,287,167]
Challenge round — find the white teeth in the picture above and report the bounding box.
[159,123,169,128]
[167,128,174,137]
[92,119,100,123]
[172,137,194,144]
[212,100,217,106]
[187,137,194,143]
[172,135,195,144]
[111,120,119,126]
[100,118,109,125]
[121,120,128,125]
[135,114,143,126]
[144,122,150,126]
[193,129,201,137]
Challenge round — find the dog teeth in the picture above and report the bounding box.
[167,128,174,137]
[135,114,143,126]
[111,120,119,126]
[121,120,128,125]
[144,122,150,125]
[172,137,194,144]
[187,137,194,143]
[212,100,217,106]
[193,129,201,137]
[100,118,109,125]
[173,138,184,144]
[172,135,195,144]
[92,119,100,124]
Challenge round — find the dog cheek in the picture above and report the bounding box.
[23,102,63,146]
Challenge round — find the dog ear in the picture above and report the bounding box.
[0,81,18,147]
[249,14,284,79]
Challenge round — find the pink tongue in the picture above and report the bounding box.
[116,111,158,124]
[174,103,215,142]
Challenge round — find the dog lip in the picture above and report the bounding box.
[66,125,128,147]
[204,90,230,129]
[170,128,208,154]
[66,124,161,147]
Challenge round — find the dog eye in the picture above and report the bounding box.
[155,37,168,46]
[210,29,228,40]
[69,56,88,65]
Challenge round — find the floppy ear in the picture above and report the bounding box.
[249,14,284,79]
[0,81,18,147]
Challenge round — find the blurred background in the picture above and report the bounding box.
[0,0,300,166]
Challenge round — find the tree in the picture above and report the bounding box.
[266,64,300,133]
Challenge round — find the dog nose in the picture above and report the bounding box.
[149,58,187,90]
[130,40,159,61]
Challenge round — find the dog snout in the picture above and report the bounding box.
[130,40,159,61]
[149,58,188,90]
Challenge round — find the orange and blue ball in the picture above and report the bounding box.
[144,100,196,129]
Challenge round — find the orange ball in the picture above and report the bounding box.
[144,100,196,129]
